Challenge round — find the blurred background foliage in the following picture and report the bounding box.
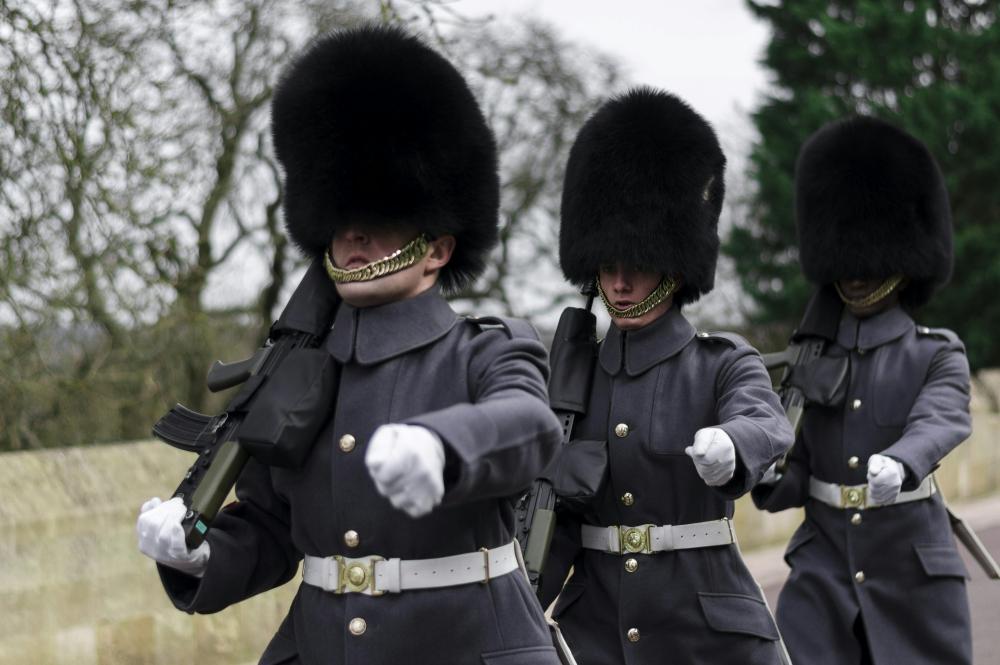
[0,0,623,449]
[2,0,997,451]
[727,0,1000,407]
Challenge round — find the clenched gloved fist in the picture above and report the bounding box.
[366,424,445,518]
[867,454,905,505]
[136,496,210,577]
[685,427,737,487]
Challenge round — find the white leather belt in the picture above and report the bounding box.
[581,518,736,555]
[808,475,937,510]
[302,541,519,596]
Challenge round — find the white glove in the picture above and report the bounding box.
[365,424,446,518]
[867,454,905,505]
[136,497,211,578]
[759,462,782,486]
[685,427,737,487]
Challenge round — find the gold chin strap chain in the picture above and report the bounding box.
[835,274,905,308]
[324,234,431,284]
[597,275,679,319]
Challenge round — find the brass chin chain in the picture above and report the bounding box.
[597,276,679,319]
[324,234,431,284]
[835,274,905,308]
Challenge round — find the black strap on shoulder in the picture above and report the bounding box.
[792,284,843,343]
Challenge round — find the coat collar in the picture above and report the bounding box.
[326,286,459,365]
[836,305,913,352]
[599,305,696,377]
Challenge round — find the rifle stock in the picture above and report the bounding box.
[516,288,598,591]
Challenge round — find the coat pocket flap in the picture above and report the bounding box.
[697,592,780,640]
[481,646,558,664]
[914,543,969,579]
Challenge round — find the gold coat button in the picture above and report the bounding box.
[854,571,866,583]
[851,513,863,526]
[851,399,862,410]
[615,423,630,438]
[344,530,360,548]
[348,617,367,636]
[621,492,635,507]
[625,558,638,573]
[627,628,640,642]
[848,456,860,469]
[339,434,356,453]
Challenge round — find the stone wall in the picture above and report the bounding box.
[2,401,998,664]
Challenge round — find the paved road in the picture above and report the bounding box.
[755,510,1000,664]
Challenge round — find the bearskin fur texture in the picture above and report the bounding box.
[559,87,726,305]
[795,116,952,308]
[271,25,498,291]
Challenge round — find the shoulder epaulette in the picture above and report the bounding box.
[694,331,746,348]
[465,315,540,341]
[915,325,959,344]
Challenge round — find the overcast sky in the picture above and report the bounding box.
[454,0,777,326]
[460,0,773,147]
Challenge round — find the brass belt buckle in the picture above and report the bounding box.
[334,555,385,596]
[620,525,653,554]
[841,485,867,509]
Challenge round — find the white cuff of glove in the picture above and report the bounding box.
[136,497,210,578]
[685,427,737,487]
[365,423,446,518]
[867,454,905,505]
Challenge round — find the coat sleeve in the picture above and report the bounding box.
[750,434,812,512]
[881,339,973,490]
[158,456,302,614]
[713,344,795,500]
[407,326,563,505]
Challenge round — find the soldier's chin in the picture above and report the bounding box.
[333,269,421,308]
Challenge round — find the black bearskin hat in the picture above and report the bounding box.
[271,25,499,291]
[559,87,725,305]
[795,116,953,308]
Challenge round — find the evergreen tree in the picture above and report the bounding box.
[729,0,1000,377]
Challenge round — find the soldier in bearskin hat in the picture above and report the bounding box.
[136,25,565,665]
[538,87,794,665]
[752,116,973,664]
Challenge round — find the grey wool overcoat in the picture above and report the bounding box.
[752,305,973,665]
[158,287,565,665]
[542,306,794,665]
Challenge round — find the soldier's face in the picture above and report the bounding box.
[837,278,901,318]
[329,225,454,308]
[599,264,674,331]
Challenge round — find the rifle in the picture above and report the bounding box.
[515,284,599,591]
[152,258,341,548]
